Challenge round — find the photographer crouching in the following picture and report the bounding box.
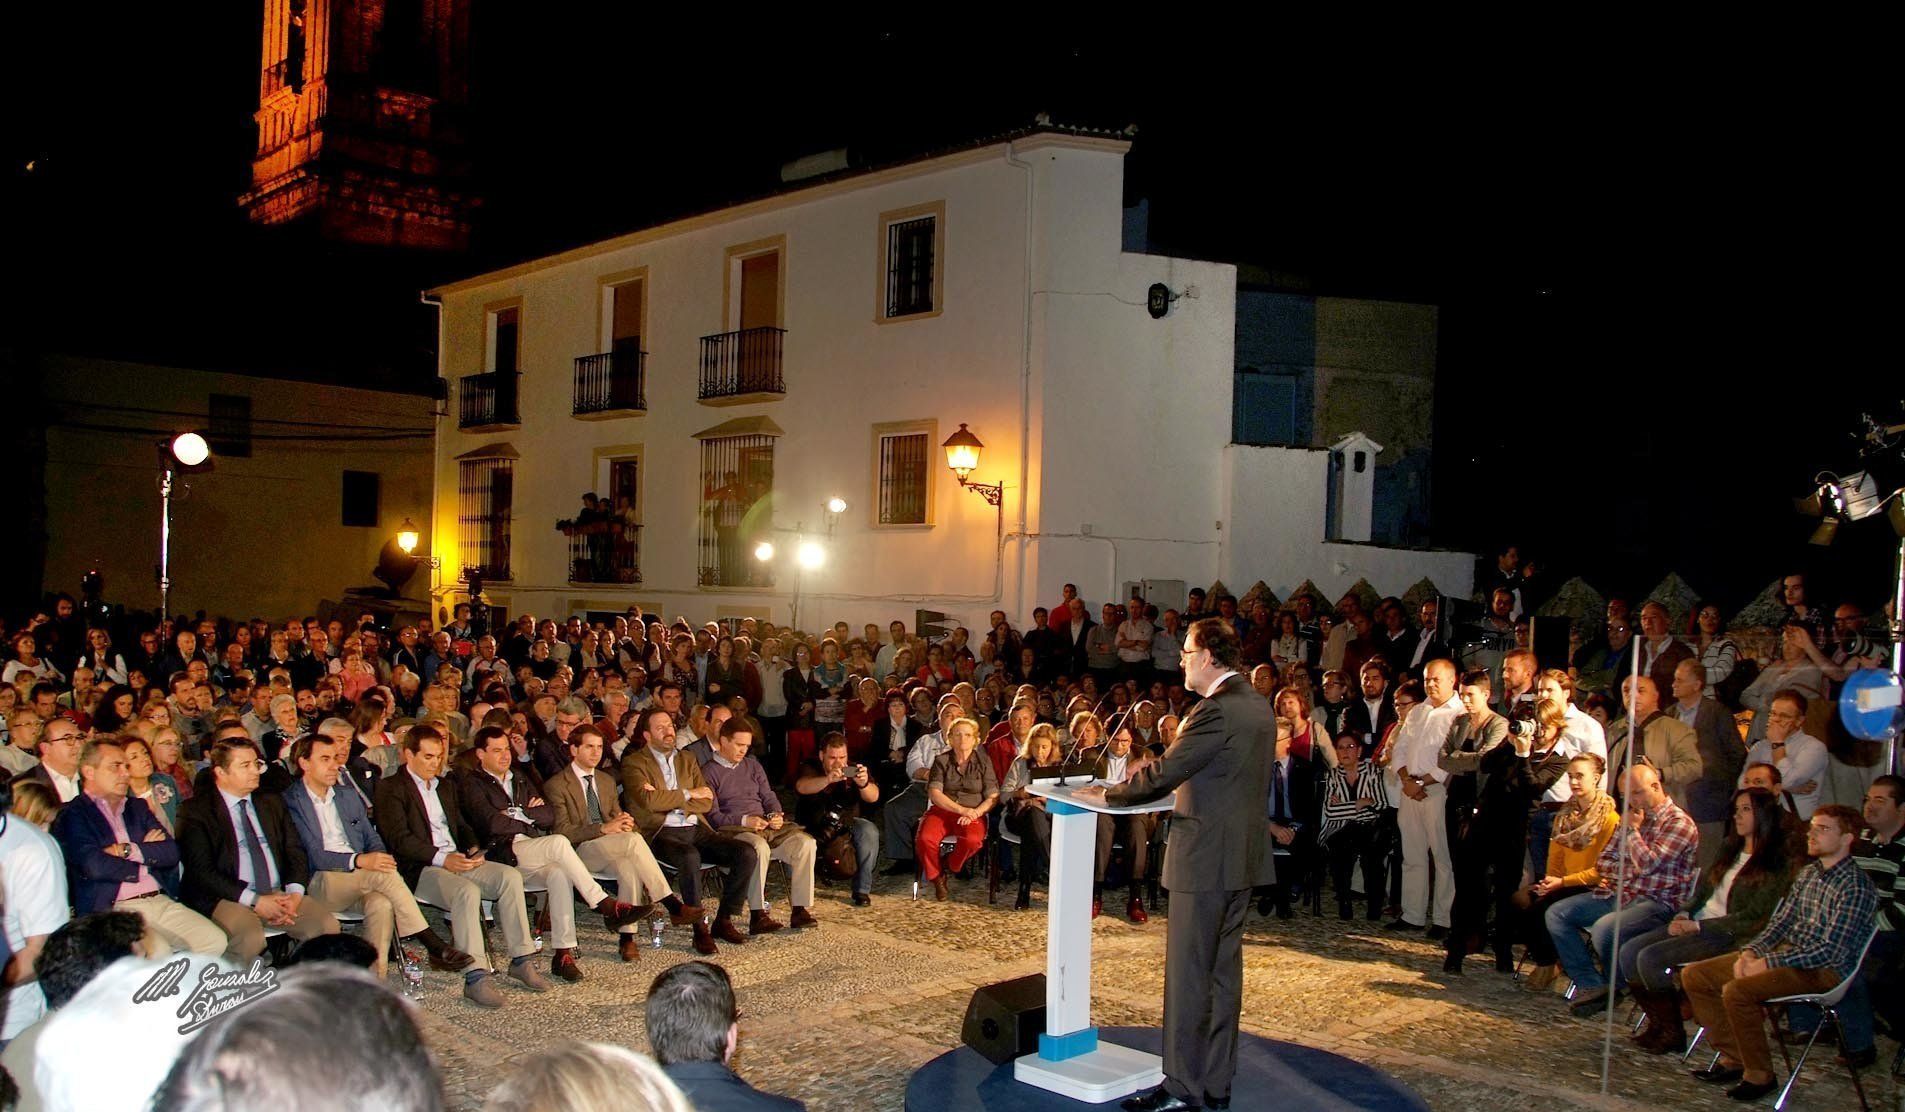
[794,733,881,906]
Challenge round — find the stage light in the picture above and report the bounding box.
[826,497,848,515]
[170,432,210,468]
[797,541,825,569]
[1810,518,1841,547]
[754,541,775,562]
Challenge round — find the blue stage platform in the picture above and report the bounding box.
[904,1025,1429,1111]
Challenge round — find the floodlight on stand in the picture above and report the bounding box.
[797,541,825,569]
[754,541,775,562]
[169,432,210,468]
[826,497,848,515]
[1810,517,1842,547]
[1837,471,1886,520]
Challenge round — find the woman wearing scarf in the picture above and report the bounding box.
[1514,752,1620,990]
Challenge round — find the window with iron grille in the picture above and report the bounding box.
[208,394,252,458]
[885,215,936,318]
[697,435,774,588]
[877,431,929,524]
[459,458,514,580]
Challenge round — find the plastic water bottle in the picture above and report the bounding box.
[650,916,666,949]
[399,945,425,998]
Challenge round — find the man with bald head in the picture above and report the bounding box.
[1544,761,1700,1016]
[1606,675,1702,812]
[1387,658,1464,937]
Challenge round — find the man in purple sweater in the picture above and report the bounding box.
[699,716,817,932]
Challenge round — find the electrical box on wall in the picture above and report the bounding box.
[1121,579,1187,612]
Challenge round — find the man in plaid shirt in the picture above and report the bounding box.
[1544,761,1698,1015]
[1681,803,1879,1102]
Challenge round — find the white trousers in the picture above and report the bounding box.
[512,834,610,950]
[575,831,670,931]
[1398,781,1453,928]
[728,827,816,910]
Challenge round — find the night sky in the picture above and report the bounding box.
[6,17,1895,618]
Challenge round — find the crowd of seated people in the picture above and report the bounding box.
[0,555,1899,1102]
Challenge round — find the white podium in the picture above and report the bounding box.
[1014,779,1176,1103]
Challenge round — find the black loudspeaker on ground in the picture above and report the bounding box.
[960,974,1047,1065]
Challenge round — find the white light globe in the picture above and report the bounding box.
[170,432,210,467]
[797,541,825,569]
[753,541,776,562]
[826,497,848,515]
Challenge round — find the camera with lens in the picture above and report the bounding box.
[1506,701,1540,739]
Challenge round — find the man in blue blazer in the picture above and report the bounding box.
[282,732,471,978]
[49,736,227,957]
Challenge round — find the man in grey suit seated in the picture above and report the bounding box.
[1079,617,1273,1112]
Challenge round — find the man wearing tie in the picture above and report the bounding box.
[1258,720,1313,919]
[1078,617,1274,1112]
[176,737,340,963]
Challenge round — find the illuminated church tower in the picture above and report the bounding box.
[240,0,476,250]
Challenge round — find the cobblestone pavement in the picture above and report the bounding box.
[407,871,1895,1111]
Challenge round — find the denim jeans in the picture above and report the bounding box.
[1526,807,1554,882]
[1544,891,1672,991]
[1787,930,1902,1050]
[847,818,880,897]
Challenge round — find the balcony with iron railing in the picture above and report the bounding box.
[573,348,646,418]
[458,372,521,431]
[698,326,785,405]
[561,520,641,584]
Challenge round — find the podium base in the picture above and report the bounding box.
[1013,1042,1162,1103]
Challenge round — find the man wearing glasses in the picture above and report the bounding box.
[1076,617,1273,1112]
[1738,690,1827,819]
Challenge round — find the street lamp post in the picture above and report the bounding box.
[159,432,211,620]
[942,422,1004,534]
[754,498,846,630]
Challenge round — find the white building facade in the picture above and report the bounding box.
[425,127,1470,632]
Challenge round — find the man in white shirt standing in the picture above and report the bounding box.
[1117,605,1156,690]
[1387,658,1462,938]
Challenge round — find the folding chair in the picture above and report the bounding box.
[1761,925,1879,1111]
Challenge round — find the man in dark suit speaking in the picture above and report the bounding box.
[1076,617,1274,1112]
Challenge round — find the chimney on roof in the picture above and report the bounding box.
[779,149,850,183]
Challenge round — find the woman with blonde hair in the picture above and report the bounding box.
[9,777,61,829]
[1001,724,1066,910]
[483,1043,692,1112]
[1514,751,1618,991]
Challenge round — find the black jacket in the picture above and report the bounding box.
[1106,673,1275,892]
[454,765,553,866]
[176,788,312,917]
[374,770,485,888]
[1343,696,1398,755]
[659,1061,805,1112]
